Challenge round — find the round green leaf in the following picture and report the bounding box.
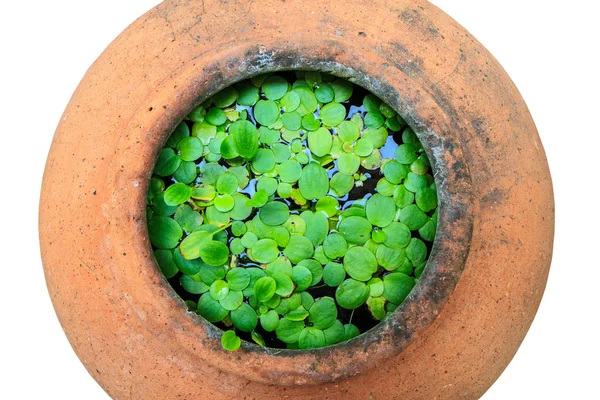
[148,216,182,249]
[394,144,418,164]
[285,306,309,322]
[299,327,326,349]
[338,216,372,245]
[197,293,228,322]
[393,185,415,208]
[259,201,290,226]
[298,162,330,200]
[220,290,244,310]
[406,238,427,265]
[221,330,241,351]
[209,279,229,301]
[236,81,260,106]
[226,268,251,291]
[315,196,339,217]
[365,194,396,227]
[164,183,192,206]
[167,121,190,147]
[308,297,337,329]
[271,272,295,297]
[231,303,258,332]
[307,127,333,157]
[254,99,279,126]
[298,259,323,286]
[364,111,384,128]
[367,296,386,320]
[399,204,428,230]
[212,86,237,108]
[214,194,234,212]
[404,172,429,193]
[376,245,406,271]
[177,136,203,162]
[353,139,373,157]
[278,160,302,183]
[343,323,360,341]
[251,148,276,174]
[262,75,289,100]
[320,102,346,126]
[250,239,280,264]
[323,262,346,287]
[415,187,438,212]
[199,240,229,266]
[368,277,384,297]
[343,246,378,281]
[383,272,415,304]
[291,265,313,292]
[419,219,437,242]
[283,235,315,263]
[383,161,408,184]
[323,233,348,259]
[216,172,239,195]
[337,152,361,175]
[337,120,360,143]
[323,320,345,345]
[275,318,304,344]
[329,173,354,197]
[336,279,370,309]
[253,276,277,302]
[280,91,300,112]
[382,222,411,249]
[315,83,334,103]
[260,310,280,332]
[181,274,209,294]
[205,108,227,126]
[154,148,181,177]
[331,79,353,102]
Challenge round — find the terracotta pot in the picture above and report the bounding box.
[39,0,554,398]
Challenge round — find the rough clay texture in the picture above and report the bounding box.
[39,0,554,399]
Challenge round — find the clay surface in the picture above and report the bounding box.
[39,0,554,398]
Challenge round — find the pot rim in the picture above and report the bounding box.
[111,39,474,386]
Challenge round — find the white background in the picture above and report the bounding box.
[1,1,598,398]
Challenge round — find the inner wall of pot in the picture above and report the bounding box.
[146,68,442,352]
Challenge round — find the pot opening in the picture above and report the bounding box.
[145,70,439,351]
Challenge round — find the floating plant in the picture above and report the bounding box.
[146,71,438,351]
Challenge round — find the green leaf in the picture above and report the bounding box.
[406,238,427,265]
[383,272,415,304]
[415,187,438,212]
[214,194,234,212]
[337,120,360,143]
[254,99,280,126]
[315,83,334,103]
[163,183,192,206]
[277,160,303,183]
[404,172,429,192]
[338,216,372,245]
[197,293,228,322]
[251,148,276,174]
[367,296,386,320]
[298,259,324,286]
[299,327,326,349]
[368,277,384,297]
[226,268,251,291]
[343,246,378,281]
[231,303,258,332]
[362,127,388,148]
[181,274,209,294]
[382,222,411,249]
[154,148,181,177]
[308,297,337,329]
[209,279,229,300]
[283,235,314,263]
[281,112,302,130]
[330,79,353,102]
[253,276,277,302]
[174,205,202,234]
[220,290,244,310]
[291,266,313,291]
[154,249,179,279]
[148,216,182,249]
[260,310,280,332]
[230,120,259,159]
[216,172,239,195]
[353,139,373,157]
[262,75,289,100]
[364,111,384,128]
[419,219,437,242]
[394,144,418,164]
[336,279,370,309]
[337,152,361,175]
[343,323,360,341]
[173,161,197,184]
[307,127,333,157]
[393,185,415,208]
[398,204,428,230]
[212,85,238,108]
[365,194,396,227]
[315,196,339,217]
[376,245,406,271]
[180,231,212,259]
[205,108,227,126]
[249,239,280,264]
[275,318,304,343]
[323,233,348,259]
[323,320,345,345]
[221,330,241,351]
[259,201,290,226]
[280,91,300,112]
[199,240,230,266]
[298,162,330,201]
[323,262,346,286]
[329,173,354,197]
[383,161,408,185]
[271,272,294,297]
[236,81,259,106]
[320,102,346,126]
[300,210,329,247]
[285,306,309,321]
[177,136,203,162]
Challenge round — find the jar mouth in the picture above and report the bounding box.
[118,40,473,386]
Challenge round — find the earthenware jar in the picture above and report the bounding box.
[39,0,554,398]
